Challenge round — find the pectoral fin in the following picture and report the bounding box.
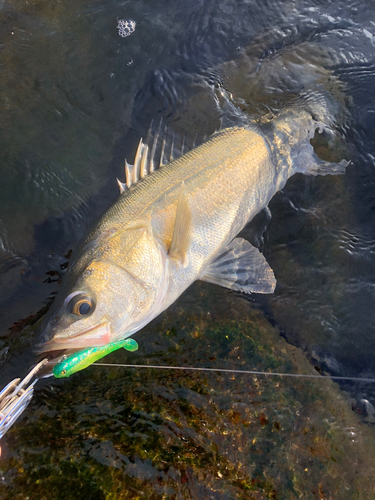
[169,182,191,264]
[200,238,276,294]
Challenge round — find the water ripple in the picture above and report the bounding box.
[337,228,375,256]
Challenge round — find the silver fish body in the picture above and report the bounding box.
[39,108,347,356]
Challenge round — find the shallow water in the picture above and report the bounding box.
[1,0,375,497]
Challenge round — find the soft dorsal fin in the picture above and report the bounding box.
[200,238,276,294]
[116,123,207,193]
[169,182,191,264]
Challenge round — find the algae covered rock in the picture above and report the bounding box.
[1,284,375,499]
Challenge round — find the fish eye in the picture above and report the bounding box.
[65,291,95,317]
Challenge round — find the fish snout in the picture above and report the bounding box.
[37,320,112,354]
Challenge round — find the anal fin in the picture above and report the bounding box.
[200,238,276,294]
[169,182,191,264]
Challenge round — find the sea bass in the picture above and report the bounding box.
[39,107,347,360]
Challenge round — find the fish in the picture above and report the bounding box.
[38,104,347,367]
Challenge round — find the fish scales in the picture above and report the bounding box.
[39,113,347,361]
[96,127,272,272]
[93,129,269,231]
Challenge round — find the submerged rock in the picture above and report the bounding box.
[1,284,375,499]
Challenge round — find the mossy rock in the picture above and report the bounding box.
[1,284,375,499]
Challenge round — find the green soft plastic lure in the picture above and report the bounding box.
[53,338,138,378]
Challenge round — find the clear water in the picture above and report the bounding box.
[1,0,375,497]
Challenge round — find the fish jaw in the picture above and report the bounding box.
[38,321,112,353]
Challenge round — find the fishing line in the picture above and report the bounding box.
[2,361,372,439]
[93,363,375,383]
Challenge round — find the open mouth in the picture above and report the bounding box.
[34,321,112,377]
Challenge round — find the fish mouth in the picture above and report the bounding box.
[38,321,112,353]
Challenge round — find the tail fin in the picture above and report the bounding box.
[264,102,349,188]
[219,39,350,183]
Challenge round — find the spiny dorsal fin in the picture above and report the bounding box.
[116,178,126,194]
[192,133,198,149]
[116,122,207,194]
[125,160,132,188]
[140,143,149,179]
[169,182,191,265]
[140,126,152,179]
[169,130,175,162]
[149,121,161,173]
[159,135,167,167]
[180,134,186,156]
[133,138,144,183]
